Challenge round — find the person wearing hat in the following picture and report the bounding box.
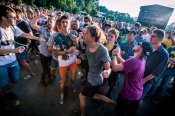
[112,41,153,116]
[48,12,55,18]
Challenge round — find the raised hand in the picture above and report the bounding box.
[70,34,78,43]
[15,46,25,53]
[112,47,121,55]
[73,50,79,55]
[67,46,76,53]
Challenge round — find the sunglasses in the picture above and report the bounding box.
[6,15,16,19]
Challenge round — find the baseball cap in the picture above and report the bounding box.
[138,42,153,59]
[128,30,136,35]
[48,12,55,17]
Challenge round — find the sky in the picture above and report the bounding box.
[99,0,175,25]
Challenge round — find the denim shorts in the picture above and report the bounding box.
[50,58,58,69]
[0,60,20,88]
[18,50,29,60]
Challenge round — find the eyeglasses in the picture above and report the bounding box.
[6,15,16,19]
[151,35,159,38]
[138,42,142,48]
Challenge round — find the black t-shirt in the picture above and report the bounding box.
[17,21,32,44]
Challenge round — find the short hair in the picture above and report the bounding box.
[135,22,141,28]
[151,26,157,30]
[60,14,70,22]
[153,29,165,38]
[84,15,92,22]
[14,8,23,14]
[0,5,16,20]
[108,28,119,38]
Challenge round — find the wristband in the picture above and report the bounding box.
[37,37,40,41]
[65,50,69,54]
[112,54,117,57]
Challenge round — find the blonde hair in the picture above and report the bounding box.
[108,28,119,38]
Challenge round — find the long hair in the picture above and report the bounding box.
[86,24,106,44]
[54,18,61,32]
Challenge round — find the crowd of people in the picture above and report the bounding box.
[0,2,175,116]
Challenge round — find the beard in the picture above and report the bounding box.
[47,26,51,29]
[132,48,138,52]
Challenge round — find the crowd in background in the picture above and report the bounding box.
[0,2,175,116]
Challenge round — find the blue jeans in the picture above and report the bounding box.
[140,83,153,100]
[0,60,20,88]
[153,74,174,98]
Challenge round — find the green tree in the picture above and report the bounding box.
[72,7,79,14]
[90,8,97,16]
[84,0,93,14]
[75,0,85,11]
[65,0,76,13]
[16,0,23,4]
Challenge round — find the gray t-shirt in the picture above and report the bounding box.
[38,26,53,57]
[47,32,59,60]
[86,44,111,86]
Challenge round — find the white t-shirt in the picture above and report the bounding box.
[39,17,48,25]
[143,34,151,42]
[0,26,24,65]
[58,54,77,66]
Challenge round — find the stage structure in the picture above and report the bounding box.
[137,4,174,29]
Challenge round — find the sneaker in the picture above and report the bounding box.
[59,98,64,105]
[72,84,76,93]
[5,92,18,100]
[40,79,47,87]
[24,74,35,80]
[33,60,39,65]
[153,97,158,104]
[59,95,64,105]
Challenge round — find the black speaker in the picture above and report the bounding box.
[137,4,174,29]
